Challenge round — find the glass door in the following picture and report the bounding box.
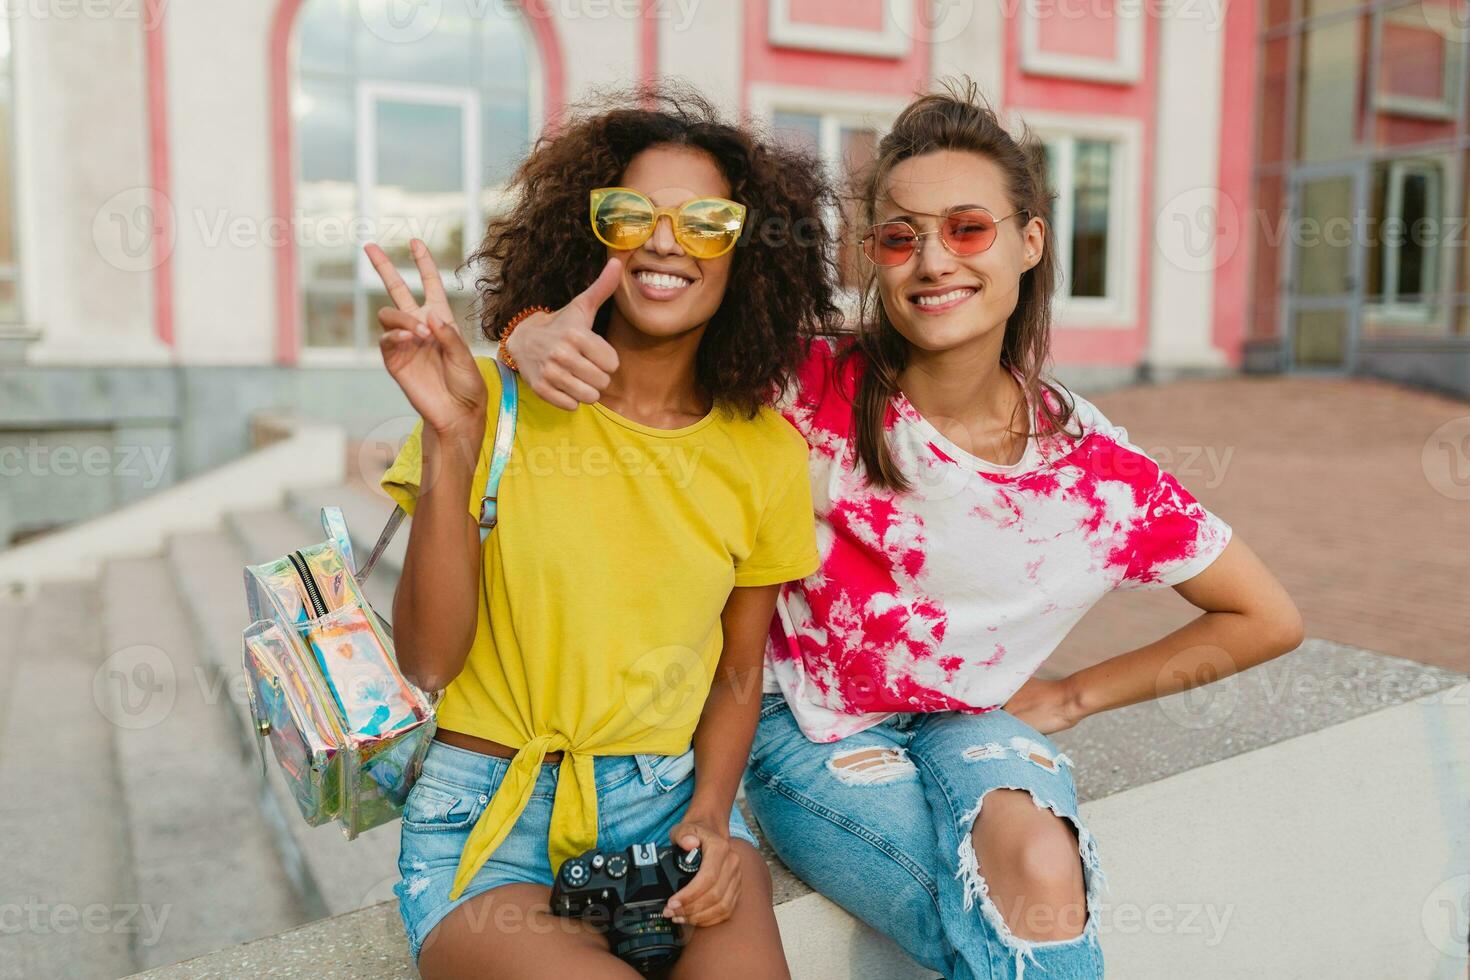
[1283,163,1367,372]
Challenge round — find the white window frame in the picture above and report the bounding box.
[302,81,481,364]
[1022,110,1141,329]
[767,0,914,59]
[750,85,909,317]
[1020,0,1142,84]
[1372,6,1461,121]
[294,5,541,361]
[1370,158,1442,325]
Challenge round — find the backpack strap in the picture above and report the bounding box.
[476,359,519,539]
[359,358,519,584]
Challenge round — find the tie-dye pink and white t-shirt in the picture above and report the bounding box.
[762,337,1233,743]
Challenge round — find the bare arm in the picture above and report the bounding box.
[1006,536,1305,733]
[663,583,780,926]
[366,239,488,693]
[391,421,484,693]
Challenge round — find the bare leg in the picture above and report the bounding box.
[669,841,790,980]
[417,883,644,980]
[971,788,1088,941]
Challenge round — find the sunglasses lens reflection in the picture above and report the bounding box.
[592,191,745,259]
[943,210,997,254]
[863,210,1003,265]
[864,222,918,266]
[676,199,744,258]
[594,191,654,250]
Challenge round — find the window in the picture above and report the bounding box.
[1045,137,1112,300]
[1041,131,1133,324]
[767,0,915,58]
[294,0,536,353]
[1020,0,1142,84]
[1373,3,1463,122]
[770,110,880,293]
[0,18,19,323]
[1366,157,1445,325]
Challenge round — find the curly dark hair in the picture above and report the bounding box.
[464,84,845,418]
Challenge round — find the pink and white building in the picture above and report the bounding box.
[2,0,1464,538]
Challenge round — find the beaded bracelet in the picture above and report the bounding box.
[497,305,552,372]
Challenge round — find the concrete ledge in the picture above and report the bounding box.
[0,422,345,590]
[1082,681,1469,976]
[127,639,1467,979]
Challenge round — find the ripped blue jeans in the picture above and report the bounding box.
[744,694,1105,980]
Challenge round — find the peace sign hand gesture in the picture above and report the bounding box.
[365,238,487,442]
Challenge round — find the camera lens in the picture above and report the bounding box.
[611,911,682,975]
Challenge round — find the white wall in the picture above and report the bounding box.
[162,0,279,365]
[927,0,1005,103]
[15,4,162,365]
[658,0,743,116]
[555,5,641,106]
[1147,1,1230,370]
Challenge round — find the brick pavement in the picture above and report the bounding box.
[1042,374,1470,679]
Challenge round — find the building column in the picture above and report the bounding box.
[1147,0,1231,371]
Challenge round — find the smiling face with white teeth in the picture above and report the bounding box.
[874,149,1044,358]
[605,145,735,343]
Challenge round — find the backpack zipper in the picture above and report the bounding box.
[288,550,329,619]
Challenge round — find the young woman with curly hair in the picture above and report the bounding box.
[508,79,1303,979]
[365,88,842,979]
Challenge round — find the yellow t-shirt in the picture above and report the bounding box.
[381,356,819,900]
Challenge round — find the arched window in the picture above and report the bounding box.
[293,0,537,351]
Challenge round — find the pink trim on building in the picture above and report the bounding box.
[268,0,566,364]
[639,0,659,93]
[144,0,174,349]
[1212,0,1258,367]
[268,0,300,366]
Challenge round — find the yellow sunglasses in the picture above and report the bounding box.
[589,187,747,260]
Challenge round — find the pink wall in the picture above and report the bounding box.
[1212,0,1257,366]
[144,0,173,350]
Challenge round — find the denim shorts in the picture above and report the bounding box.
[744,694,1105,980]
[395,737,759,963]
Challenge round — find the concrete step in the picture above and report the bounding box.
[100,556,306,970]
[219,507,403,919]
[163,529,263,765]
[0,582,136,980]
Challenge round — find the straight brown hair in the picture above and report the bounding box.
[845,77,1080,492]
